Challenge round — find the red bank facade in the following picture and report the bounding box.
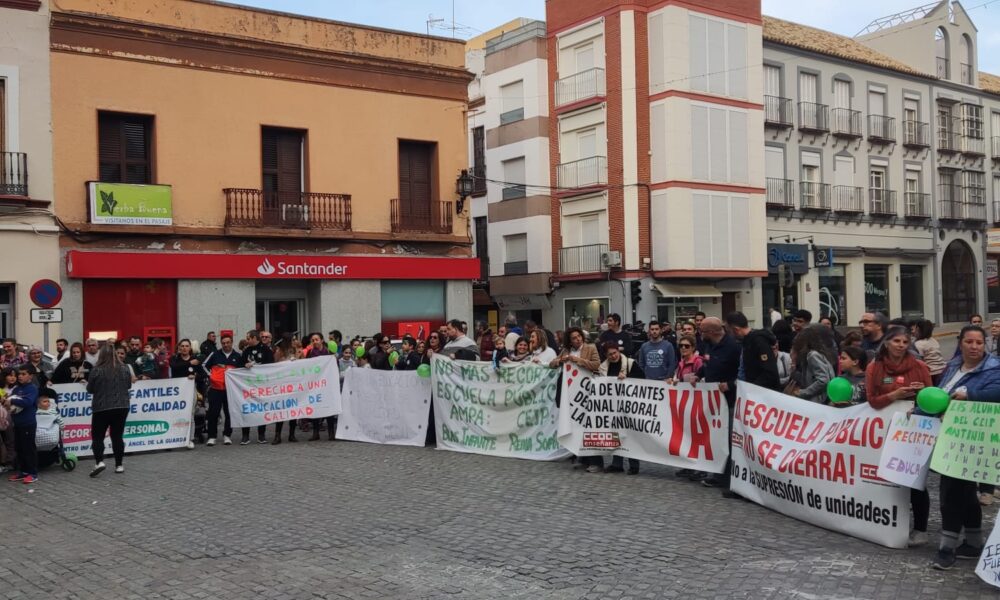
[65,251,479,347]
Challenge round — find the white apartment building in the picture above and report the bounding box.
[466,20,553,327]
[764,1,1000,326]
[0,0,61,344]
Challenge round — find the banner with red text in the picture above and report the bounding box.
[225,356,341,428]
[731,382,910,548]
[557,365,729,472]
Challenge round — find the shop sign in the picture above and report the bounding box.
[88,182,173,226]
[988,259,999,288]
[813,247,834,268]
[989,230,1000,248]
[767,244,809,275]
[66,251,480,281]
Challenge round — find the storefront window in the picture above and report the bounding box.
[988,257,1000,314]
[656,300,703,326]
[565,298,608,333]
[818,265,847,326]
[900,265,925,319]
[380,281,445,337]
[864,264,891,315]
[762,273,799,322]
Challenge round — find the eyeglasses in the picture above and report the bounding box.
[678,344,692,348]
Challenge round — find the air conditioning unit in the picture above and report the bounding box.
[601,250,622,268]
[281,204,309,226]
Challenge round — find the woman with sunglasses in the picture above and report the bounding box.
[668,334,704,385]
[421,332,444,365]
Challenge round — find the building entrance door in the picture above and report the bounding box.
[255,299,304,342]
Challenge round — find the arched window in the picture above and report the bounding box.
[942,240,977,322]
[936,27,950,79]
[960,33,974,84]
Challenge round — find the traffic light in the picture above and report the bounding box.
[630,280,642,306]
[777,264,792,288]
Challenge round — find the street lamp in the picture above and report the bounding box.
[455,169,474,213]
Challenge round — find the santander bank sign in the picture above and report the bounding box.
[66,251,480,281]
[256,258,348,277]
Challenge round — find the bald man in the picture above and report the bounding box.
[696,317,742,492]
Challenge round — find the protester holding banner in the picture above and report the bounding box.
[931,325,1000,570]
[86,344,134,477]
[726,312,780,391]
[203,334,245,446]
[240,331,274,445]
[552,328,600,373]
[528,330,557,365]
[301,332,337,441]
[697,318,741,487]
[396,336,421,371]
[499,338,531,364]
[598,342,644,474]
[787,325,837,404]
[635,321,677,384]
[421,332,444,365]
[863,326,932,549]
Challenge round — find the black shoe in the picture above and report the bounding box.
[627,466,639,475]
[721,490,746,500]
[271,437,282,445]
[288,433,297,443]
[675,468,693,478]
[955,543,983,560]
[687,471,707,482]
[702,477,725,488]
[932,548,956,570]
[604,465,625,473]
[309,431,321,441]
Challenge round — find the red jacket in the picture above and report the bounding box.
[865,354,931,409]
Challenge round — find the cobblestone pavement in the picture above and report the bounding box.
[1,435,996,600]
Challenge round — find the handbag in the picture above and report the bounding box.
[783,370,801,396]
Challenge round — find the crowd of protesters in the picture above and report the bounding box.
[1,307,998,571]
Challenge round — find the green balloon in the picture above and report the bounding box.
[327,341,339,354]
[417,363,431,378]
[389,351,400,366]
[355,345,366,359]
[826,377,854,404]
[917,386,950,415]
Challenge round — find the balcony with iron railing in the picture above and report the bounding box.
[0,152,28,197]
[961,135,986,156]
[559,243,608,275]
[833,186,864,213]
[799,182,830,211]
[557,156,607,189]
[868,188,896,216]
[961,63,973,85]
[798,101,829,133]
[937,57,950,79]
[867,114,895,143]
[904,192,930,218]
[964,200,987,222]
[830,108,862,138]
[390,198,453,234]
[555,68,606,109]
[938,120,960,153]
[766,178,794,209]
[224,188,351,230]
[938,183,964,219]
[472,163,486,196]
[764,96,793,128]
[903,121,930,148]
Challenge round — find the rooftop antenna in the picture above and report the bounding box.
[855,1,940,36]
[426,1,480,39]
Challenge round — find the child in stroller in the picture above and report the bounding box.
[35,387,77,471]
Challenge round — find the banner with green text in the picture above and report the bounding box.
[431,355,568,460]
[52,378,194,457]
[557,364,729,471]
[930,400,1000,485]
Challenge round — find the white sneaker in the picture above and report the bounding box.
[223,436,233,446]
[90,461,106,478]
[206,438,216,447]
[186,441,195,449]
[908,530,929,547]
[114,465,124,474]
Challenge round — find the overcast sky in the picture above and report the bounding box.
[236,0,1000,73]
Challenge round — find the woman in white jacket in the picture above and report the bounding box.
[528,329,557,365]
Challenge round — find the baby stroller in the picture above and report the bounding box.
[35,404,77,472]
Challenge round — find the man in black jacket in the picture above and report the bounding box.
[203,334,245,446]
[241,330,275,445]
[396,336,421,371]
[697,317,741,490]
[726,312,781,392]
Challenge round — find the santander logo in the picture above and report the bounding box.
[254,257,348,277]
[257,259,276,275]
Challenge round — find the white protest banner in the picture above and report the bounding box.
[557,364,729,472]
[431,355,568,460]
[338,368,431,446]
[730,382,910,549]
[225,356,341,428]
[877,412,940,490]
[52,378,195,458]
[976,518,1000,588]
